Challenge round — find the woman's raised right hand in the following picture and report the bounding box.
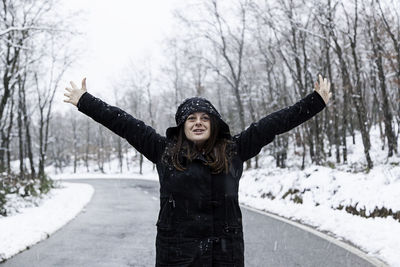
[64,78,87,106]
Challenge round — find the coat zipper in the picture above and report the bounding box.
[169,194,176,208]
[224,194,229,232]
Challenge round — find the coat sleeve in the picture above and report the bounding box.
[233,90,326,162]
[77,92,167,164]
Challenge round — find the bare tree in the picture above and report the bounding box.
[323,0,373,169]
[364,0,397,157]
[34,42,75,182]
[377,0,400,139]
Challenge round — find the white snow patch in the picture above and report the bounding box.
[45,150,158,182]
[0,182,94,262]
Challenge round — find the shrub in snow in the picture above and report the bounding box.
[0,172,56,217]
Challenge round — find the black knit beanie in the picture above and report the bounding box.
[165,97,231,139]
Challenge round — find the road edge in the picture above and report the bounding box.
[240,204,389,267]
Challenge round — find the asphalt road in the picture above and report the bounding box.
[1,179,378,267]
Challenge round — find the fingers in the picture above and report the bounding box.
[65,79,86,106]
[70,81,78,90]
[319,74,323,86]
[314,81,319,91]
[70,78,87,91]
[317,75,331,92]
[82,77,87,91]
[63,91,72,104]
[63,97,73,104]
[315,74,332,105]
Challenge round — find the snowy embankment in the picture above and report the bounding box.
[0,182,94,262]
[240,165,399,266]
[239,125,400,267]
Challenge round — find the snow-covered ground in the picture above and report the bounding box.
[239,124,400,267]
[48,149,158,182]
[1,124,399,266]
[0,182,94,262]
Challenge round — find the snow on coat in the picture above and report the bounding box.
[77,91,326,266]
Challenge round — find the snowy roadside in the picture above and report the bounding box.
[46,150,158,182]
[0,182,94,262]
[50,171,158,181]
[239,164,399,267]
[238,125,400,267]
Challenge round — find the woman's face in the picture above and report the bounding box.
[184,112,211,146]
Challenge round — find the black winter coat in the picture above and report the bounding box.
[77,91,326,266]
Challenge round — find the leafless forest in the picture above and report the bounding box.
[1,0,399,214]
[0,0,78,213]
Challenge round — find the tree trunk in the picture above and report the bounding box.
[20,74,36,178]
[85,119,90,172]
[342,86,348,165]
[328,12,372,168]
[72,117,78,173]
[18,84,25,178]
[5,97,13,174]
[139,153,143,175]
[370,33,397,156]
[117,137,123,173]
[97,125,105,173]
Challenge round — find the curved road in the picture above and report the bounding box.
[1,179,381,267]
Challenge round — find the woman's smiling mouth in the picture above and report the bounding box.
[193,129,205,134]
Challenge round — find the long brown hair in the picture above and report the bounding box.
[163,115,234,174]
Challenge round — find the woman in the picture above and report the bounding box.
[64,75,331,266]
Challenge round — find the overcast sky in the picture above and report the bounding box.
[58,0,180,112]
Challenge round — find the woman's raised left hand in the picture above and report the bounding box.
[314,74,332,105]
